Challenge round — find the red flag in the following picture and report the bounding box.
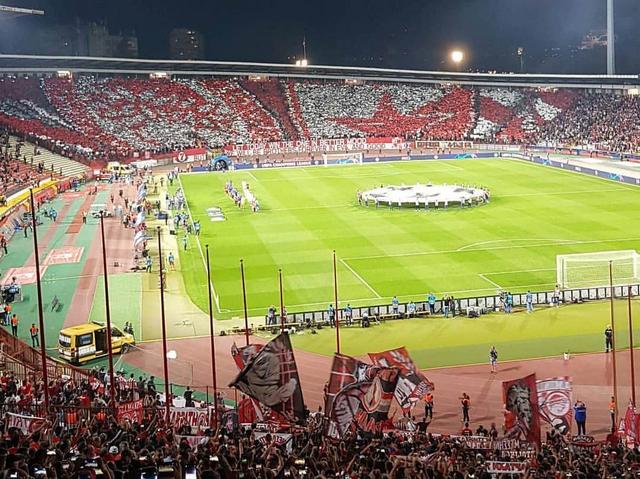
[238,397,262,424]
[326,353,398,434]
[621,402,640,448]
[502,373,541,446]
[325,354,374,434]
[354,366,399,432]
[231,342,263,370]
[117,399,144,423]
[369,347,434,412]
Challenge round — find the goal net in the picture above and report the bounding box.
[322,151,364,166]
[556,250,640,289]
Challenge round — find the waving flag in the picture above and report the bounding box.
[133,230,147,250]
[231,342,264,370]
[536,377,572,435]
[229,334,304,422]
[135,212,145,227]
[621,402,640,448]
[354,366,398,432]
[326,354,398,434]
[369,347,434,412]
[136,183,147,201]
[503,374,541,446]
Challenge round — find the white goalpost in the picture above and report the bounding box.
[556,250,640,289]
[321,151,364,166]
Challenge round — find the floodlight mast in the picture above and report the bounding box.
[607,0,615,75]
[0,5,45,16]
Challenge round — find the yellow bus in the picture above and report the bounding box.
[58,323,135,365]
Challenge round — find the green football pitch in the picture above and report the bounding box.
[176,158,640,320]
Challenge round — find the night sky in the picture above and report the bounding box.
[1,0,639,73]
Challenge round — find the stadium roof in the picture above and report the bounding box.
[1,54,638,89]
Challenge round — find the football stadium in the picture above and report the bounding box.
[2,0,640,476]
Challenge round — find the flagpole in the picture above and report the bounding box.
[205,245,218,424]
[157,226,171,422]
[333,250,340,354]
[609,261,618,423]
[629,285,636,406]
[279,269,285,333]
[99,211,117,409]
[240,259,249,346]
[29,189,49,412]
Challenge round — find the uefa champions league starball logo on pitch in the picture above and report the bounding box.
[360,183,490,209]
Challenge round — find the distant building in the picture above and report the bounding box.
[87,23,138,58]
[169,29,205,60]
[32,24,80,56]
[0,20,138,58]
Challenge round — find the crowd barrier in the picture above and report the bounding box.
[0,325,93,384]
[0,323,239,410]
[265,284,640,328]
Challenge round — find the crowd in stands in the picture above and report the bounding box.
[2,75,640,164]
[0,128,53,197]
[0,357,637,479]
[540,92,640,152]
[240,79,299,141]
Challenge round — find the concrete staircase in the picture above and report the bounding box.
[8,136,90,178]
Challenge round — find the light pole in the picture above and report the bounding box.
[517,47,525,73]
[157,226,171,422]
[607,0,615,75]
[99,211,117,410]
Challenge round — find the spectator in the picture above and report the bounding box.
[574,400,587,435]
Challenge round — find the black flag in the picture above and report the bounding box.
[229,333,305,421]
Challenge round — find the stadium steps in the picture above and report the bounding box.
[8,136,90,178]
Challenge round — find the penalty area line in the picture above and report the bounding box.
[478,273,503,290]
[339,258,382,299]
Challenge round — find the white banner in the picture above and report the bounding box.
[168,406,215,430]
[5,412,44,434]
[224,137,407,157]
[486,461,528,474]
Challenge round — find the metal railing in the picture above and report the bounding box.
[260,284,640,328]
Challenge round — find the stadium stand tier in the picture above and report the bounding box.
[2,75,640,163]
[0,129,58,197]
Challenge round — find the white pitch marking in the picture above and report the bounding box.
[344,237,640,261]
[339,258,382,299]
[500,187,629,198]
[177,174,222,314]
[480,267,556,275]
[247,172,259,182]
[456,238,575,252]
[478,273,503,290]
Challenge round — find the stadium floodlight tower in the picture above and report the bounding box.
[0,4,44,16]
[607,0,615,75]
